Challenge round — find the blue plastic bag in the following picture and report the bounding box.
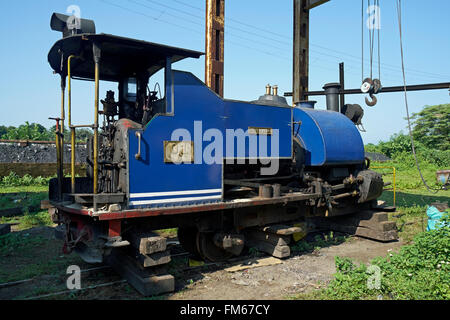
[426,206,445,231]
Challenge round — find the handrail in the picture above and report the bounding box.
[135,132,142,160]
[68,55,76,193]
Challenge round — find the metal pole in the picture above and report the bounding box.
[60,77,66,180]
[285,82,450,97]
[55,119,63,200]
[93,44,101,196]
[339,62,345,111]
[293,0,309,105]
[68,55,76,194]
[205,0,225,97]
[393,167,396,207]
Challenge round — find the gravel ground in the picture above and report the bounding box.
[170,237,404,300]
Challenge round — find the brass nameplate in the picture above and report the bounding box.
[164,141,194,164]
[248,127,273,135]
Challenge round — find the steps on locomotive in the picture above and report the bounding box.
[68,193,126,206]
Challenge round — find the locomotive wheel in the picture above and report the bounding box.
[177,227,201,258]
[196,232,234,262]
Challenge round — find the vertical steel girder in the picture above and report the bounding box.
[205,0,225,97]
[293,0,310,104]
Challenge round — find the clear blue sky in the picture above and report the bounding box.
[0,0,449,144]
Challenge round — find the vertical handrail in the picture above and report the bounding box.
[68,55,76,194]
[372,166,396,207]
[60,77,65,185]
[93,45,101,198]
[49,117,63,200]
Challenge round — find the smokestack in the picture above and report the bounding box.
[323,83,341,112]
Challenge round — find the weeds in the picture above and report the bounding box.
[295,213,450,300]
[291,232,348,254]
[0,172,52,187]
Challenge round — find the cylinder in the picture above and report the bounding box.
[323,83,341,112]
[259,184,273,198]
[272,184,281,197]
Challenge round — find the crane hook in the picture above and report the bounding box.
[365,92,377,107]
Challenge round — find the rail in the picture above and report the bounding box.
[67,55,99,197]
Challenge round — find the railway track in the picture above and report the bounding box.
[0,241,211,300]
[0,239,274,300]
[1,218,393,299]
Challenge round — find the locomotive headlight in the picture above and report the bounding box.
[50,12,96,38]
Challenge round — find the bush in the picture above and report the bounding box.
[0,172,51,187]
[366,132,450,168]
[310,213,450,300]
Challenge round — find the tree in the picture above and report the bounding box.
[0,125,7,138]
[411,104,450,151]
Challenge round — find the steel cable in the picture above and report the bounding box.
[396,0,440,194]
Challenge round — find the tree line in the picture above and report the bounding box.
[0,122,93,143]
[365,104,449,167]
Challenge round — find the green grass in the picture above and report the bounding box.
[291,232,352,254]
[291,213,450,300]
[0,192,47,210]
[0,191,52,231]
[0,185,48,193]
[289,161,450,300]
[371,160,445,191]
[371,161,449,243]
[0,231,84,283]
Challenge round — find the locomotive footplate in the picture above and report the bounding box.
[53,191,322,221]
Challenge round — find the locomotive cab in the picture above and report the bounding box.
[47,32,203,208]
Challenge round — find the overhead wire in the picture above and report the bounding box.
[130,0,449,81]
[395,0,440,194]
[101,0,449,85]
[169,0,450,81]
[103,0,442,84]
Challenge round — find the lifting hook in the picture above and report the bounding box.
[361,77,382,107]
[365,92,378,107]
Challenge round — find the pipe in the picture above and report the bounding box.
[60,77,66,194]
[93,44,101,198]
[93,61,99,195]
[323,83,341,112]
[55,120,63,201]
[339,62,345,112]
[285,82,450,97]
[272,85,279,96]
[68,55,76,194]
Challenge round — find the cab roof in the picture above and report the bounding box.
[48,33,203,81]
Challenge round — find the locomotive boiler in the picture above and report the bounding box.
[47,13,384,268]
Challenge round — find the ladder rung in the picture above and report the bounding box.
[70,124,94,129]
